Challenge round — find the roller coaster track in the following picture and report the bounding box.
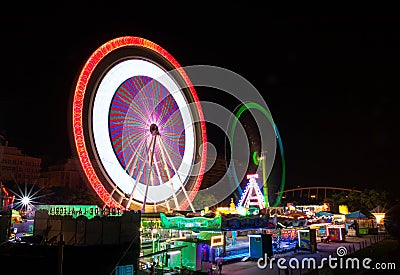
[274,186,361,201]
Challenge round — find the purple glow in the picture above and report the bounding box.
[109,75,185,186]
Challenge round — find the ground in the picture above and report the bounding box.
[206,235,399,275]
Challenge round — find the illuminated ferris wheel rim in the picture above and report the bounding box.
[92,58,195,201]
[72,36,207,209]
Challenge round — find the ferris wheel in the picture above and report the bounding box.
[71,37,207,213]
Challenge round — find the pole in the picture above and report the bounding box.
[142,135,157,212]
[223,231,227,257]
[57,233,64,275]
[261,152,269,208]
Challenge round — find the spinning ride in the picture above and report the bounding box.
[72,37,207,212]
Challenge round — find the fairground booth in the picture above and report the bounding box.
[144,210,272,272]
[136,174,281,272]
[370,205,387,232]
[297,228,317,252]
[346,211,377,235]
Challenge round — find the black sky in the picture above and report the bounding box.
[0,12,399,195]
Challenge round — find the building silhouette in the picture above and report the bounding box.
[39,157,89,191]
[0,136,41,185]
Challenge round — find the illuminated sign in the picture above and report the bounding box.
[211,235,224,247]
[339,205,348,214]
[221,215,269,230]
[160,213,222,231]
[36,205,123,219]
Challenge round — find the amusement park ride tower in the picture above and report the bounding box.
[236,174,266,210]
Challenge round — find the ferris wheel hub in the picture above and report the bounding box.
[149,123,159,136]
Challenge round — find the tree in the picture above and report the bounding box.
[192,193,218,211]
[325,189,391,213]
[40,186,103,206]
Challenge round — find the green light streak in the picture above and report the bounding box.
[253,151,260,165]
[230,102,286,207]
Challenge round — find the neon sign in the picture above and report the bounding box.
[160,213,222,231]
[211,235,224,247]
[36,205,123,219]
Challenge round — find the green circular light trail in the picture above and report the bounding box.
[253,151,260,166]
[229,102,286,207]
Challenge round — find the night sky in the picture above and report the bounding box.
[0,13,399,195]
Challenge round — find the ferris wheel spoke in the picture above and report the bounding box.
[161,138,181,163]
[123,136,147,173]
[160,107,183,128]
[112,90,149,127]
[125,137,149,209]
[126,111,147,126]
[136,91,155,121]
[157,137,180,210]
[153,151,178,209]
[159,136,195,212]
[129,103,149,124]
[126,169,143,209]
[127,83,154,122]
[142,135,157,211]
[161,110,184,138]
[164,200,171,211]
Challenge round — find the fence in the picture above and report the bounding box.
[33,209,141,245]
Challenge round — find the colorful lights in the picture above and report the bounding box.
[21,196,30,206]
[159,213,222,231]
[10,183,45,213]
[252,151,261,166]
[236,173,265,210]
[237,206,247,216]
[210,235,224,247]
[229,102,286,207]
[72,36,207,210]
[0,184,15,210]
[247,173,259,179]
[93,59,194,203]
[36,205,123,219]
